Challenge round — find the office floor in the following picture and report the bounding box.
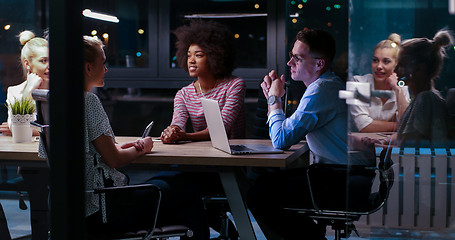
[3,199,455,240]
[2,169,455,240]
[1,198,266,240]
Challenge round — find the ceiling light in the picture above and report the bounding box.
[83,9,119,23]
[184,13,267,19]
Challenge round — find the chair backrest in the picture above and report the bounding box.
[447,88,455,116]
[90,184,162,239]
[31,89,50,160]
[31,89,50,124]
[307,163,391,214]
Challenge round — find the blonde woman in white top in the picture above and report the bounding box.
[350,33,410,132]
[0,30,49,136]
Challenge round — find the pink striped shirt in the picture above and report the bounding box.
[171,76,245,139]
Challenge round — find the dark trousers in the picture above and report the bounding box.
[247,167,373,240]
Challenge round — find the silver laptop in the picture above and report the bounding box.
[201,98,283,155]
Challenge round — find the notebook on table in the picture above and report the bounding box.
[200,98,283,155]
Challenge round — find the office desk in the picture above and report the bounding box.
[350,132,393,141]
[0,136,42,166]
[0,135,309,239]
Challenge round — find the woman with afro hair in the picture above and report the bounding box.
[154,20,245,239]
[161,19,245,143]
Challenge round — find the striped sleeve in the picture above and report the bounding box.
[219,77,245,134]
[171,89,189,131]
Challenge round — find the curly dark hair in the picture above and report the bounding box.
[174,20,236,78]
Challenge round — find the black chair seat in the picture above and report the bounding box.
[89,225,192,240]
[153,225,193,238]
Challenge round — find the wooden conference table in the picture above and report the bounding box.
[0,135,309,240]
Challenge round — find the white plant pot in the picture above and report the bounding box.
[11,114,34,143]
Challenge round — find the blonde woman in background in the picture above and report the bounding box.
[0,30,50,240]
[0,30,49,135]
[350,33,410,132]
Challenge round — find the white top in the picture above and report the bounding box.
[349,74,410,131]
[6,81,36,129]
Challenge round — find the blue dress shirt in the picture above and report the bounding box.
[267,71,348,164]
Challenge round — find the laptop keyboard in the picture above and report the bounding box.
[230,145,253,152]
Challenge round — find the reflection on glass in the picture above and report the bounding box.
[169,0,267,69]
[0,0,36,92]
[348,1,455,238]
[83,0,149,68]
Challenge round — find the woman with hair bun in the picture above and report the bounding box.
[0,30,49,240]
[350,33,411,132]
[394,29,455,146]
[0,30,49,135]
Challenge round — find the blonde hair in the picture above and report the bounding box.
[401,29,454,81]
[19,30,48,76]
[83,36,104,63]
[374,33,401,59]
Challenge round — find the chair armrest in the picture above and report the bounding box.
[30,121,49,133]
[31,89,49,102]
[89,183,159,194]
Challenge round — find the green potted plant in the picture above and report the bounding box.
[6,96,36,143]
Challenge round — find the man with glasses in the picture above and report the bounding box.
[247,29,347,239]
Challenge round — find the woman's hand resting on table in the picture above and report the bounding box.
[0,122,12,136]
[160,125,187,143]
[120,137,154,153]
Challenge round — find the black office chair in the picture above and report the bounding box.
[88,184,193,240]
[284,158,392,240]
[31,89,193,240]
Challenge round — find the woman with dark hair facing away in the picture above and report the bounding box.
[160,19,245,143]
[368,30,455,148]
[350,33,411,132]
[393,29,455,147]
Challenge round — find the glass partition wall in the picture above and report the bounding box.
[345,0,455,239]
[168,0,268,69]
[0,0,41,123]
[2,0,455,238]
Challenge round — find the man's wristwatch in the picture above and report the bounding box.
[267,95,281,105]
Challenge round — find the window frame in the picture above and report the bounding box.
[103,0,159,88]
[103,0,285,89]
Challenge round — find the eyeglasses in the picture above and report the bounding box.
[289,51,302,63]
[289,51,322,63]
